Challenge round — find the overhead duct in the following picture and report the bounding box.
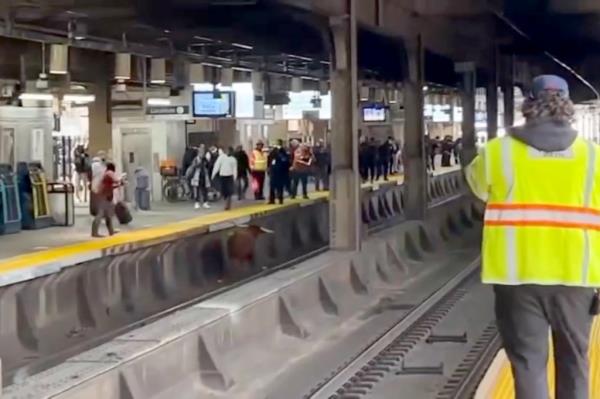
[251,71,264,92]
[49,44,69,75]
[291,77,303,93]
[319,80,329,96]
[150,58,166,84]
[115,53,132,80]
[189,64,207,84]
[220,67,233,86]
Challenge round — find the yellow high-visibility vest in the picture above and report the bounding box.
[251,149,267,172]
[465,135,600,286]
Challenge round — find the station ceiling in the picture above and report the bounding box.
[1,0,599,101]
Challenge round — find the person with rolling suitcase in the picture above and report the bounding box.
[91,162,123,237]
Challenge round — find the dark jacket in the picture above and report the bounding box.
[314,146,331,170]
[378,142,392,162]
[185,155,209,187]
[182,147,197,175]
[235,150,250,177]
[268,147,290,178]
[365,143,377,165]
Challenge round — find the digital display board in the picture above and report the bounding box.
[192,91,235,118]
[362,106,387,122]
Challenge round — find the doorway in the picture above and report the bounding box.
[121,128,152,202]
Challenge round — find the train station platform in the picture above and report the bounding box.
[1,168,477,398]
[476,317,600,398]
[0,166,459,288]
[0,188,330,286]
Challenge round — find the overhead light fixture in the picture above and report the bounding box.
[291,77,303,93]
[150,58,166,84]
[49,44,69,75]
[220,67,234,86]
[360,86,370,101]
[63,94,96,104]
[189,63,206,85]
[115,53,131,80]
[231,42,253,50]
[388,89,398,104]
[69,21,88,41]
[147,98,171,106]
[19,93,54,101]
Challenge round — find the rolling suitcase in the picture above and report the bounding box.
[115,201,132,225]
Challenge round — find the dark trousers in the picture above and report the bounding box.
[237,174,249,200]
[193,185,207,203]
[251,171,265,199]
[315,168,329,191]
[377,161,389,180]
[429,154,436,170]
[291,171,308,198]
[269,176,285,204]
[367,163,377,182]
[91,198,115,236]
[220,176,234,210]
[494,285,594,399]
[359,163,368,182]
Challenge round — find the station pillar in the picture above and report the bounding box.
[329,0,361,251]
[502,55,515,129]
[486,52,498,140]
[88,80,112,158]
[456,62,477,164]
[403,35,427,220]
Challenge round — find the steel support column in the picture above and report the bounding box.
[502,55,515,129]
[403,35,427,220]
[457,63,477,164]
[329,0,361,251]
[88,80,112,157]
[486,50,498,140]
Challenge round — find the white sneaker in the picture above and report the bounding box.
[202,202,211,209]
[194,202,200,209]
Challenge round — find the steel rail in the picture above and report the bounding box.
[309,257,481,399]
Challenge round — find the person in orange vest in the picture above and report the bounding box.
[250,140,267,200]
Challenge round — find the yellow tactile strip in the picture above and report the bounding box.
[0,192,326,275]
[476,317,600,399]
[0,174,409,277]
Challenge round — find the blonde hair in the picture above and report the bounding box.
[522,90,575,123]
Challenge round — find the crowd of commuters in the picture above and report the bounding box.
[180,139,332,209]
[81,133,463,238]
[425,135,463,171]
[358,136,403,183]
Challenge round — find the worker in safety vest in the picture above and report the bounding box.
[250,140,267,200]
[465,75,600,399]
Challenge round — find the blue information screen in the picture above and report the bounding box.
[192,91,234,117]
[362,106,386,122]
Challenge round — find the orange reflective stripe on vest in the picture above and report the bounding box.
[485,203,600,230]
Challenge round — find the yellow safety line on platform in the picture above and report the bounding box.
[0,192,328,274]
[480,317,600,399]
[0,174,410,275]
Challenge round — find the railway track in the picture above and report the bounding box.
[306,261,500,399]
[5,246,328,386]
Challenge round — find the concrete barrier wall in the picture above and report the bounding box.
[3,192,483,399]
[0,170,468,387]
